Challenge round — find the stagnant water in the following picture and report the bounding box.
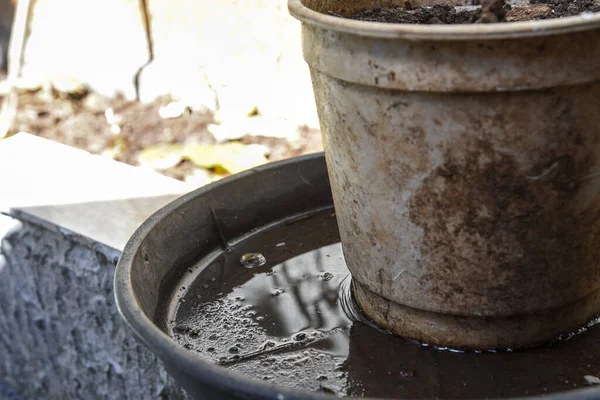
[165,209,600,398]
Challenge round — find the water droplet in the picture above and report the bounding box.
[265,341,276,348]
[240,253,267,269]
[207,347,215,352]
[228,347,240,354]
[256,316,264,321]
[276,242,286,247]
[400,370,415,379]
[319,272,334,281]
[294,333,307,341]
[272,288,285,296]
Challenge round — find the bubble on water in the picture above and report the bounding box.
[240,253,267,269]
[400,370,415,379]
[228,346,240,354]
[294,332,307,341]
[207,347,215,352]
[272,288,285,296]
[319,272,334,281]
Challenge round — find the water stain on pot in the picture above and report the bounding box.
[164,209,600,398]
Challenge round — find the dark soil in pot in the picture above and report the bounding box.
[348,0,600,23]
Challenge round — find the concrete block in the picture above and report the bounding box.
[0,133,194,399]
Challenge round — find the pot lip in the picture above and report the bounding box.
[288,0,600,40]
[114,154,336,400]
[115,153,600,400]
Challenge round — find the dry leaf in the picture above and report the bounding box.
[137,142,269,175]
[138,143,185,170]
[208,116,300,143]
[159,101,190,119]
[183,142,269,174]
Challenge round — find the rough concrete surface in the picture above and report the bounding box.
[0,214,190,399]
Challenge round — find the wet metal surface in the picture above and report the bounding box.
[162,209,600,398]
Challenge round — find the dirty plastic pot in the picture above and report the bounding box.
[289,0,600,350]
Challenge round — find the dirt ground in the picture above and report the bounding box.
[7,86,323,183]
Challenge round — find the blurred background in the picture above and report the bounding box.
[0,0,323,186]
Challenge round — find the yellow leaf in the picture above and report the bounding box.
[138,143,185,170]
[183,142,269,174]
